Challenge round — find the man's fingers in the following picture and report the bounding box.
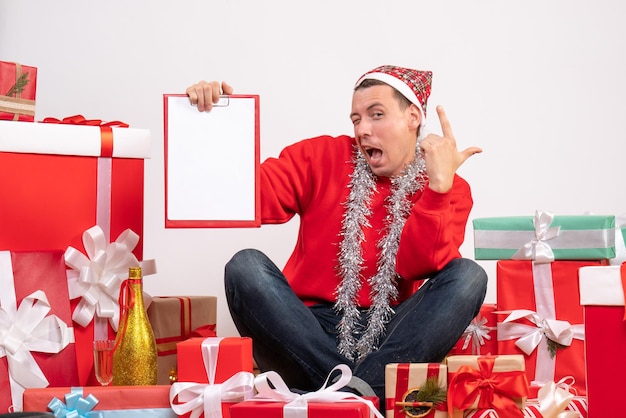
[460,146,483,162]
[436,105,454,140]
[221,81,234,95]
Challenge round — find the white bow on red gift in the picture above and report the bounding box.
[251,364,384,418]
[169,338,255,418]
[64,225,156,335]
[0,251,74,411]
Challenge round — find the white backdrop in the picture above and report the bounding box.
[2,0,625,337]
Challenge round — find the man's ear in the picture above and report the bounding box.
[408,103,422,130]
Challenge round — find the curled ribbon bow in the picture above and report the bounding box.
[533,381,579,418]
[169,337,255,418]
[64,225,156,331]
[252,364,384,418]
[48,387,99,418]
[511,210,560,263]
[447,356,529,418]
[461,315,496,355]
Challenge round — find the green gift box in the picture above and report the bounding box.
[473,210,615,261]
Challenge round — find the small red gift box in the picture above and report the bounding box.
[231,365,381,418]
[384,363,447,418]
[0,61,37,121]
[172,336,254,418]
[176,337,253,383]
[0,250,79,413]
[579,263,626,418]
[446,355,528,418]
[147,296,217,384]
[230,398,381,418]
[0,119,151,386]
[495,260,605,396]
[23,385,175,416]
[450,303,497,356]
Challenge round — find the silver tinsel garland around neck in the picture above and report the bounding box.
[334,145,427,362]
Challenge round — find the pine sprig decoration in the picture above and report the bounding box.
[5,72,29,97]
[546,338,568,359]
[399,377,447,418]
[412,376,447,405]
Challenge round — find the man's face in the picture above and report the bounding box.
[350,84,421,178]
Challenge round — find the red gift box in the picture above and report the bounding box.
[172,336,254,418]
[23,385,175,416]
[450,303,498,356]
[147,296,217,384]
[384,363,447,418]
[231,364,382,418]
[495,260,605,396]
[0,119,151,386]
[230,398,381,418]
[579,263,625,418]
[0,250,79,413]
[0,61,37,121]
[446,355,528,418]
[176,337,253,383]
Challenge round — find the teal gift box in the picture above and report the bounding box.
[473,211,615,261]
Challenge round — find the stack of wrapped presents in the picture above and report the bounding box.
[3,60,626,417]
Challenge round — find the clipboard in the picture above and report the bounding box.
[163,93,260,228]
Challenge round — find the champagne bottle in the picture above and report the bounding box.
[112,266,158,385]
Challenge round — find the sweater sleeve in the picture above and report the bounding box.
[396,174,473,280]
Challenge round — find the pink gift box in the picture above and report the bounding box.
[0,250,79,413]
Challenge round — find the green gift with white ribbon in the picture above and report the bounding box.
[473,210,615,262]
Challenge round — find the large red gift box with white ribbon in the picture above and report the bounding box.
[0,250,79,413]
[579,263,626,418]
[0,119,151,386]
[495,259,605,396]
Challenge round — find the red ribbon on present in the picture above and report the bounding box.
[41,114,129,157]
[448,356,529,418]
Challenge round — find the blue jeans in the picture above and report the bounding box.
[224,248,487,402]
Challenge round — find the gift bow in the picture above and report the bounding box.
[512,210,560,263]
[48,387,99,418]
[461,315,496,354]
[41,114,129,128]
[448,356,529,418]
[534,381,579,418]
[170,337,255,418]
[64,225,156,330]
[497,309,584,355]
[252,364,384,418]
[0,290,74,402]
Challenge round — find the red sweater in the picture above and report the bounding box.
[260,135,473,307]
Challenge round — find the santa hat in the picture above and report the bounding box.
[354,65,433,126]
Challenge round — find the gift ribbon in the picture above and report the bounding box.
[48,387,99,418]
[447,356,528,418]
[610,213,626,266]
[48,387,177,418]
[511,210,560,263]
[169,337,255,418]
[0,251,75,412]
[533,381,579,418]
[251,364,384,418]
[65,226,157,339]
[461,315,496,355]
